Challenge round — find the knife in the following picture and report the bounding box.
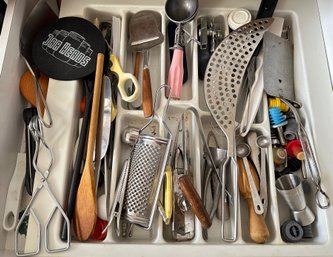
[101,76,112,159]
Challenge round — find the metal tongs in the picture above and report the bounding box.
[15,116,70,256]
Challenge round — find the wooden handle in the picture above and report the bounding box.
[74,53,104,241]
[86,53,105,164]
[237,158,269,243]
[142,67,153,117]
[133,51,140,79]
[246,199,270,243]
[178,175,212,229]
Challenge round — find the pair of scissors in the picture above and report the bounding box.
[109,54,140,103]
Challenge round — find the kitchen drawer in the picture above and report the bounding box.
[1,0,332,256]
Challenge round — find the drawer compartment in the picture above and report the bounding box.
[1,0,332,256]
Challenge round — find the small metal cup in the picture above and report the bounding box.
[275,174,315,226]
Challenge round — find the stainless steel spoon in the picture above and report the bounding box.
[256,135,270,217]
[236,143,264,215]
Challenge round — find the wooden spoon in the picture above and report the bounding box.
[19,70,48,113]
[74,53,105,241]
[237,157,269,244]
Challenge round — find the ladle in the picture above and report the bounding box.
[256,135,270,217]
[236,143,264,215]
[165,0,198,99]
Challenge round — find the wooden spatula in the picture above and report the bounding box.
[237,157,269,243]
[74,53,104,241]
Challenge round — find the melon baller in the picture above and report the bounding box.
[204,18,274,241]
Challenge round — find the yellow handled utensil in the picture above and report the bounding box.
[110,54,140,103]
[164,165,173,225]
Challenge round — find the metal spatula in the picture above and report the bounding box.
[128,11,164,117]
[263,32,296,104]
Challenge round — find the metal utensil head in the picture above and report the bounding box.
[209,147,227,167]
[263,32,295,102]
[128,10,164,50]
[204,18,274,152]
[165,0,198,24]
[236,143,251,158]
[256,135,270,148]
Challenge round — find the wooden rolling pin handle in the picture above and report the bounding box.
[247,199,270,244]
[178,175,212,229]
[142,66,153,117]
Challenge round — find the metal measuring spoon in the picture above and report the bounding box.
[236,143,264,215]
[256,135,270,217]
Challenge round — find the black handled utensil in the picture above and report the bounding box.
[23,108,38,195]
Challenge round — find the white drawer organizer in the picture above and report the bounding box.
[1,0,333,256]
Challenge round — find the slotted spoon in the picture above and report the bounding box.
[204,18,274,241]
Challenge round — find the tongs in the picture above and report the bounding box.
[15,116,70,256]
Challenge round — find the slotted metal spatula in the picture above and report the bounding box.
[204,18,274,242]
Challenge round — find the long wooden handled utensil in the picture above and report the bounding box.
[74,53,104,241]
[237,157,269,244]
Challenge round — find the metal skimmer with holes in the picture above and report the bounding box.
[204,18,273,137]
[204,18,274,241]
